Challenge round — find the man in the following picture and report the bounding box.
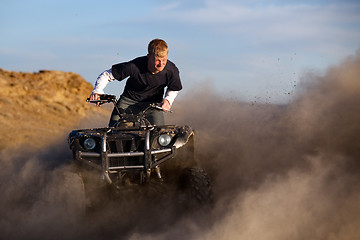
[89,39,182,126]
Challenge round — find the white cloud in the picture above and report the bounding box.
[153,1,360,45]
[155,1,182,12]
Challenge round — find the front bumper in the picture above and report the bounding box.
[78,147,175,171]
[71,129,177,184]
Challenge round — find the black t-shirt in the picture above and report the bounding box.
[111,56,182,103]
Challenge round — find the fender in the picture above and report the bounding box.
[174,125,194,149]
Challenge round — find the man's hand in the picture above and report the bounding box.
[161,99,171,112]
[89,93,101,107]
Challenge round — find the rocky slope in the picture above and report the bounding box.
[0,69,110,150]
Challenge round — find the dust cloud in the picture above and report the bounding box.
[1,50,360,240]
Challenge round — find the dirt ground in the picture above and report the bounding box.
[0,69,110,150]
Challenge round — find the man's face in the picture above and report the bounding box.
[147,53,168,74]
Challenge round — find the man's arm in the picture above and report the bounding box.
[90,68,115,106]
[92,68,115,94]
[162,89,179,111]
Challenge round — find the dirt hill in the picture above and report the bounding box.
[0,68,110,150]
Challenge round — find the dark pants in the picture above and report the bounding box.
[109,96,164,127]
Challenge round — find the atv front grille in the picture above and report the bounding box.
[107,138,145,168]
[107,138,145,153]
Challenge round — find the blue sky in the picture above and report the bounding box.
[1,0,360,103]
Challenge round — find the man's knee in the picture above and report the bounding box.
[147,111,164,125]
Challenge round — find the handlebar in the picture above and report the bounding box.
[86,94,116,105]
[149,103,173,113]
[87,94,173,112]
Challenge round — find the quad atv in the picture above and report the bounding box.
[68,94,212,209]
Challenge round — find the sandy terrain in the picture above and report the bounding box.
[0,69,110,150]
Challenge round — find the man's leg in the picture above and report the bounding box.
[109,96,165,126]
[146,110,165,125]
[108,96,138,127]
[108,107,120,127]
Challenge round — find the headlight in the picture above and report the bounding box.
[83,138,96,150]
[158,134,172,146]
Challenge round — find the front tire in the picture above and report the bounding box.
[178,167,213,210]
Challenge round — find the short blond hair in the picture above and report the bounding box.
[148,39,169,57]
